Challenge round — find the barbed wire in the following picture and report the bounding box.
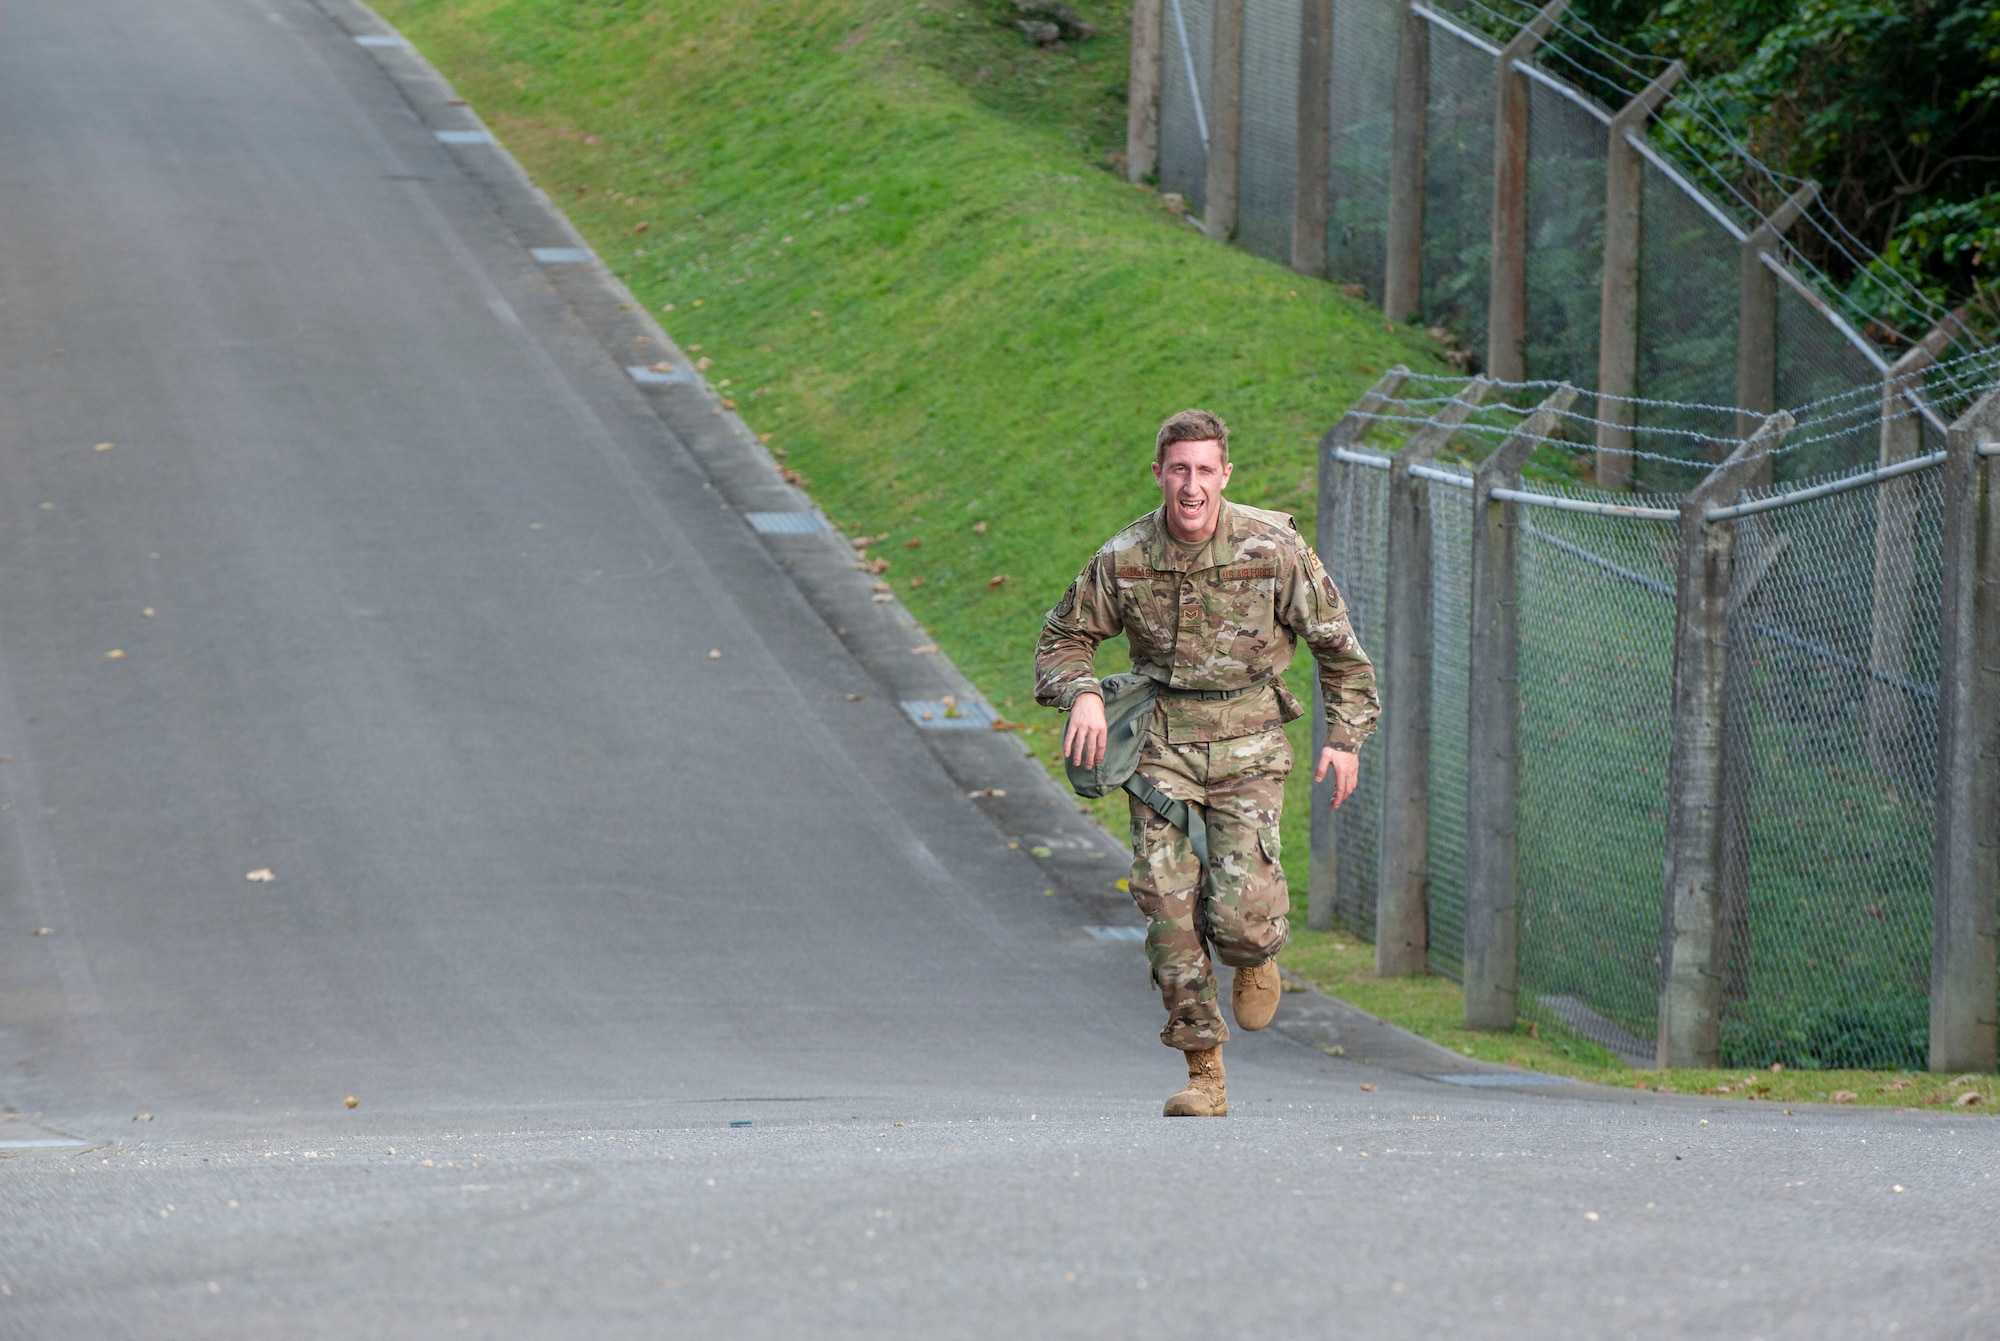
[1452,0,1965,342]
[1347,351,2000,471]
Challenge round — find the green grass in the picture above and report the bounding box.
[1282,929,1997,1112]
[374,0,1446,896]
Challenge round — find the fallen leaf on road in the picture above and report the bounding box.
[1115,878,1129,891]
[707,649,722,660]
[1829,1090,1857,1103]
[246,869,275,882]
[35,927,51,937]
[871,593,893,603]
[871,581,891,593]
[723,399,736,410]
[133,1113,151,1122]
[1030,846,1052,858]
[965,788,1006,799]
[649,361,672,372]
[853,535,887,550]
[910,643,937,654]
[1321,1044,1344,1056]
[143,608,154,618]
[988,720,1019,732]
[845,693,866,701]
[344,1096,359,1109]
[865,559,891,574]
[95,442,115,452]
[1891,1184,1905,1193]
[105,649,124,660]
[1359,1083,1377,1092]
[695,357,712,371]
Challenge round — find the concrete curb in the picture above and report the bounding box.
[312,0,1135,928]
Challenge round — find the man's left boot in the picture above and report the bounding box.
[1231,961,1281,1031]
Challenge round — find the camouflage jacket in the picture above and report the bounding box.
[1034,501,1380,748]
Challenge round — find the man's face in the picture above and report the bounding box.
[1152,438,1233,544]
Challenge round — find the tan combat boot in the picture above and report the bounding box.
[1232,961,1282,1031]
[1163,1046,1227,1117]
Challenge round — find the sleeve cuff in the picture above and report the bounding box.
[1058,679,1104,711]
[1323,721,1369,752]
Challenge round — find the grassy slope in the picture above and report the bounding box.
[376,0,1440,882]
[376,0,1987,1108]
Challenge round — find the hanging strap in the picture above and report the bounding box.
[1122,771,1209,873]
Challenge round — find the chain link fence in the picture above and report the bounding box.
[1316,366,1997,1070]
[1716,465,1946,1069]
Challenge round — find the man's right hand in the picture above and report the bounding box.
[1063,691,1108,770]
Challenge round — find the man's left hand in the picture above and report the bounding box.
[1314,747,1358,809]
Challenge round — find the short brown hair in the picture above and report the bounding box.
[1155,408,1230,463]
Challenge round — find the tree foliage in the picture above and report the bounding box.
[1575,0,2000,337]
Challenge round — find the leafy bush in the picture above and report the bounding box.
[1722,996,1929,1071]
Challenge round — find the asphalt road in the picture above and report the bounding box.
[0,1,1995,1336]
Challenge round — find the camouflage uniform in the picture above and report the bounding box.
[1035,501,1379,1049]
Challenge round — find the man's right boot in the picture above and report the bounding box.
[1162,1046,1227,1117]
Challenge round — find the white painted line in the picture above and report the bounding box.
[745,512,829,535]
[899,699,995,731]
[532,247,593,264]
[1429,1072,1579,1087]
[435,129,495,145]
[0,1137,91,1150]
[1085,925,1146,943]
[354,34,404,47]
[626,363,694,385]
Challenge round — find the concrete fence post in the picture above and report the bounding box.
[1125,0,1164,184]
[1929,384,2000,1074]
[1311,368,1411,931]
[1291,0,1333,278]
[1658,412,1793,1068]
[1203,0,1245,241]
[1593,62,1682,490]
[1382,0,1429,323]
[1734,184,1817,468]
[1378,378,1491,975]
[1868,314,1963,768]
[1463,385,1577,1029]
[1486,0,1568,384]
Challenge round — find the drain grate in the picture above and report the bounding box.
[745,512,829,535]
[899,699,994,730]
[627,363,695,386]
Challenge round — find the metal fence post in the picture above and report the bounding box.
[1593,62,1682,490]
[1930,385,2000,1074]
[1382,0,1428,323]
[1734,185,1817,458]
[1291,0,1333,278]
[1658,412,1792,1068]
[1486,0,1568,384]
[1378,379,1491,975]
[1868,314,1962,768]
[1312,369,1411,931]
[1203,0,1244,241]
[1464,385,1576,1028]
[1125,0,1164,184]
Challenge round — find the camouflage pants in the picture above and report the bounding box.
[1126,723,1292,1051]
